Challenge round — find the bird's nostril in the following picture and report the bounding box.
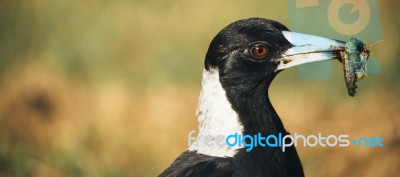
[282,59,293,64]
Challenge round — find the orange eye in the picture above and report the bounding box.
[251,45,268,59]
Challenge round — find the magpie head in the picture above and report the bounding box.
[205,18,345,92]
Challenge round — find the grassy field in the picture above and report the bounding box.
[0,0,399,176]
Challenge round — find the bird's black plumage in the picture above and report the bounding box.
[160,18,304,177]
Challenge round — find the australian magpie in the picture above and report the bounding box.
[160,18,345,177]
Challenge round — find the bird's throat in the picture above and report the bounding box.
[188,68,303,176]
[219,72,302,176]
[189,68,287,157]
[220,71,286,135]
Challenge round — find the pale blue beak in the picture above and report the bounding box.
[276,31,346,71]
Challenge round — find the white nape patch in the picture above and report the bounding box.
[188,68,244,157]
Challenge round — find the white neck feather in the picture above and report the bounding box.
[188,68,244,157]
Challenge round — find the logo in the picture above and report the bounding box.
[188,131,384,152]
[287,0,382,79]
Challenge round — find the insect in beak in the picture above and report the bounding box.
[340,38,382,97]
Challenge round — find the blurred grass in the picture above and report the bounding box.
[0,0,399,177]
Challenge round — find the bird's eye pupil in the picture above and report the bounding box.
[251,45,268,59]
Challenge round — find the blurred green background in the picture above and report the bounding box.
[0,0,399,177]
